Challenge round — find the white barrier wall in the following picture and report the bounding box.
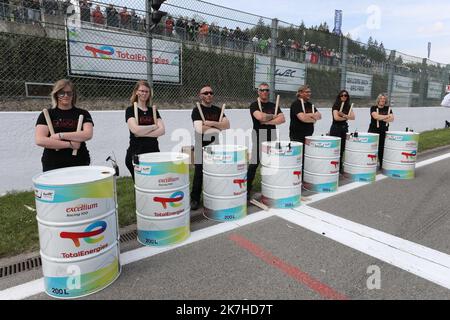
[1,107,449,193]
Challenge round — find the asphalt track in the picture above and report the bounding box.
[1,147,450,300]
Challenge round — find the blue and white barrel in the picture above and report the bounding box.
[134,152,190,246]
[202,145,248,221]
[261,141,303,208]
[383,131,420,179]
[33,166,120,299]
[303,136,340,192]
[343,133,379,182]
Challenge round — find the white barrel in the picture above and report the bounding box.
[33,166,120,299]
[385,131,420,150]
[261,183,301,209]
[304,136,340,158]
[203,145,248,175]
[261,141,303,168]
[41,243,120,299]
[303,170,339,193]
[135,185,189,218]
[384,148,417,164]
[137,210,190,246]
[344,150,378,167]
[346,133,379,152]
[383,160,416,180]
[261,166,302,187]
[343,163,377,182]
[134,152,189,190]
[203,192,247,222]
[203,171,247,197]
[304,155,340,174]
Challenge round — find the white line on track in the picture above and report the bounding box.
[1,152,449,299]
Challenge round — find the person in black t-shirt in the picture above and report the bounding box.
[125,80,165,180]
[247,82,285,198]
[368,93,394,169]
[329,90,355,172]
[190,85,230,210]
[35,79,94,172]
[289,84,322,144]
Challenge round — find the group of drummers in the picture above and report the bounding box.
[35,79,394,209]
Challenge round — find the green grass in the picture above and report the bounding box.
[0,128,448,258]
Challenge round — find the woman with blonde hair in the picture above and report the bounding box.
[368,93,394,169]
[35,79,93,172]
[125,80,165,179]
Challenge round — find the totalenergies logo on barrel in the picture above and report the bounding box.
[60,221,107,247]
[154,191,184,209]
[401,151,416,160]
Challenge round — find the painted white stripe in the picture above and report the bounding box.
[278,206,450,289]
[0,210,275,300]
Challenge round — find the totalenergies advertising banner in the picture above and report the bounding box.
[67,26,181,83]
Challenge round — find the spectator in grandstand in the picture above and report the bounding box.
[119,6,130,29]
[92,5,104,25]
[368,93,394,169]
[198,22,209,44]
[130,9,141,31]
[165,15,174,36]
[175,16,187,39]
[187,18,198,41]
[79,0,91,23]
[35,79,94,172]
[329,90,355,173]
[106,3,119,28]
[125,80,165,180]
[210,23,220,46]
[0,0,10,21]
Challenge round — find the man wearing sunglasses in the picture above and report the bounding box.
[247,83,285,199]
[190,85,230,210]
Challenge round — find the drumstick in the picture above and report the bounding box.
[133,102,139,125]
[274,95,280,115]
[376,108,380,128]
[72,114,83,156]
[339,102,344,113]
[152,105,158,128]
[250,199,269,211]
[257,97,262,112]
[300,98,305,113]
[43,108,58,151]
[219,103,226,122]
[348,103,354,115]
[196,102,206,122]
[312,104,315,115]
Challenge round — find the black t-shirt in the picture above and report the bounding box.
[289,99,318,141]
[368,105,393,132]
[331,102,351,126]
[35,106,94,165]
[249,100,283,142]
[191,104,225,147]
[125,106,161,151]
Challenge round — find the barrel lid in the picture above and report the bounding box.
[306,136,341,141]
[138,152,188,163]
[262,141,303,148]
[33,166,115,186]
[203,145,247,153]
[346,132,379,137]
[386,131,419,135]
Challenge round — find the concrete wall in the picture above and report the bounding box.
[1,106,449,194]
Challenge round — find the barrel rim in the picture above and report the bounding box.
[37,208,117,227]
[33,166,115,186]
[386,131,420,136]
[202,170,247,177]
[261,182,302,190]
[135,183,190,193]
[202,191,247,200]
[345,149,378,154]
[261,164,303,170]
[137,152,189,164]
[305,136,341,141]
[304,154,340,160]
[303,170,340,177]
[262,141,303,147]
[203,144,248,153]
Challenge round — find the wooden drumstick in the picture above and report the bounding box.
[152,105,158,128]
[339,102,344,113]
[219,103,226,122]
[133,102,139,125]
[250,199,269,211]
[257,97,263,112]
[43,108,58,151]
[348,103,354,115]
[312,104,315,115]
[274,95,280,116]
[72,114,83,156]
[376,108,380,128]
[300,98,306,113]
[196,102,206,122]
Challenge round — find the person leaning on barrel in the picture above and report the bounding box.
[247,82,285,200]
[329,89,355,173]
[368,93,394,169]
[35,79,93,172]
[289,85,322,144]
[125,80,165,180]
[190,85,230,210]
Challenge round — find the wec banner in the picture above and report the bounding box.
[67,26,181,83]
[427,81,443,99]
[255,55,306,92]
[391,75,414,107]
[345,72,372,97]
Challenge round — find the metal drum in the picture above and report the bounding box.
[261,182,301,209]
[383,131,420,180]
[303,170,339,193]
[261,141,303,168]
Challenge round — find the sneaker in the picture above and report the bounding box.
[190,199,200,211]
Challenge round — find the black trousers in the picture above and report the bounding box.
[368,127,387,168]
[42,157,90,172]
[125,144,160,180]
[191,163,203,202]
[329,123,348,171]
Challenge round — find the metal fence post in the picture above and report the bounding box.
[146,0,153,88]
[418,58,427,106]
[387,50,396,100]
[340,37,348,91]
[269,18,278,101]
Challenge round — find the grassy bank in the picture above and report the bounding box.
[0,128,449,258]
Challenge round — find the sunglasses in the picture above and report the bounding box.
[201,91,214,96]
[259,89,270,92]
[340,94,348,97]
[57,91,73,98]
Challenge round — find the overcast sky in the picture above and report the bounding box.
[206,0,450,64]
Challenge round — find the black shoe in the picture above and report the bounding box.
[190,199,200,211]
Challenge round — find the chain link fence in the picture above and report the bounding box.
[1,0,449,111]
